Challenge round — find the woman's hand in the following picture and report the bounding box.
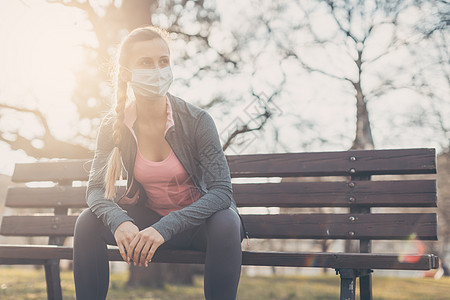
[114,221,139,264]
[128,226,165,267]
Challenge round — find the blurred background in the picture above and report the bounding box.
[0,0,449,289]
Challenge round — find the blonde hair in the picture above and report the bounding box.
[104,25,171,200]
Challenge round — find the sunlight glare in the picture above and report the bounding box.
[0,0,96,140]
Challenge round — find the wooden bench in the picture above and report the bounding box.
[0,148,439,300]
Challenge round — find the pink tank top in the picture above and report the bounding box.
[126,96,203,216]
[134,146,203,216]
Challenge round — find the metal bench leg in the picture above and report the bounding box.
[337,269,356,300]
[44,259,63,300]
[359,271,373,300]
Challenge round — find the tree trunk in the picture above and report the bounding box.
[350,81,374,150]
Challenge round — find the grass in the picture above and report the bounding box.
[1,266,449,299]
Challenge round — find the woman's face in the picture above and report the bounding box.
[127,38,170,70]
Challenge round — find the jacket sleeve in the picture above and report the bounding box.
[151,111,233,242]
[86,115,136,236]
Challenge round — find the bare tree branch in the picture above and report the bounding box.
[0,104,51,134]
[0,103,92,158]
[222,69,287,152]
[169,28,240,69]
[0,127,90,159]
[324,0,359,45]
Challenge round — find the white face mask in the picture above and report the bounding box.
[123,66,173,98]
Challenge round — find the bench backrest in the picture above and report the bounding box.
[1,148,437,245]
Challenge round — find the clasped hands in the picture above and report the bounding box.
[114,221,165,267]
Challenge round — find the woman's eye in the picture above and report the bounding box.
[140,59,154,67]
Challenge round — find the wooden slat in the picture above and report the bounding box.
[242,213,437,240]
[0,216,77,236]
[233,180,437,208]
[0,258,51,265]
[11,159,91,183]
[240,251,437,270]
[5,186,126,208]
[5,180,436,209]
[1,213,437,240]
[0,245,438,270]
[227,148,436,177]
[10,148,436,183]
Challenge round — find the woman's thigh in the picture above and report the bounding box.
[76,205,244,250]
[75,203,163,246]
[179,208,245,251]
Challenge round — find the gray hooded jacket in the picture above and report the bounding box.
[86,93,247,242]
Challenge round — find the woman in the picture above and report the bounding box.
[73,26,248,300]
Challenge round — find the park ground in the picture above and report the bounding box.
[0,266,450,299]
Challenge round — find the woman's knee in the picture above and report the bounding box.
[74,208,102,240]
[206,208,242,242]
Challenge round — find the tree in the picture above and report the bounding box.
[239,0,449,262]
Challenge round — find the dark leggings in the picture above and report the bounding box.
[73,203,244,300]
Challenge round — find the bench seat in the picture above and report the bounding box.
[0,245,439,270]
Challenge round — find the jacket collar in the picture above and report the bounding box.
[123,94,175,139]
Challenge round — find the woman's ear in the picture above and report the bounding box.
[119,67,131,82]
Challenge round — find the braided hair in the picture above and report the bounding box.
[104,26,171,200]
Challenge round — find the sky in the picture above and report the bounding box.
[0,0,448,176]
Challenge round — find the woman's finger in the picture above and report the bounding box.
[127,236,139,263]
[144,242,160,266]
[139,242,152,266]
[117,241,127,263]
[132,238,145,265]
[122,240,131,264]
